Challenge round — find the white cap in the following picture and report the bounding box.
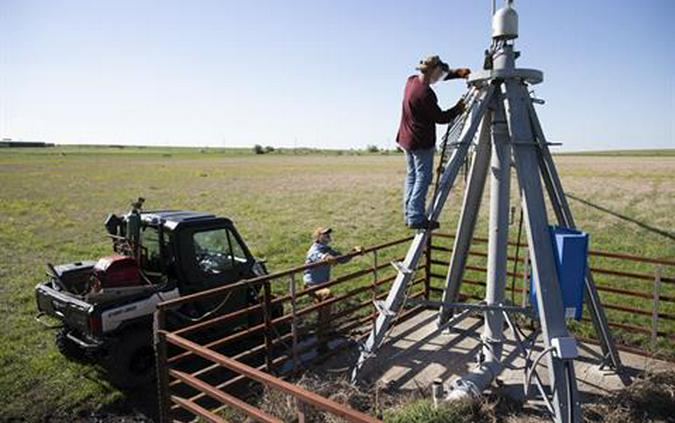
[492,3,519,40]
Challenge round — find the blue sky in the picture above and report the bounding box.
[1,0,673,151]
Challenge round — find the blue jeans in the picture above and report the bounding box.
[403,147,435,225]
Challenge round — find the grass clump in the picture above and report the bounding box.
[253,372,510,422]
[583,370,675,423]
[256,373,383,422]
[383,398,489,423]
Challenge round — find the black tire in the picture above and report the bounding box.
[103,329,155,388]
[55,328,89,362]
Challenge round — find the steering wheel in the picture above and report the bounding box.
[196,251,226,274]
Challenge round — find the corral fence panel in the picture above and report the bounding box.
[154,232,674,422]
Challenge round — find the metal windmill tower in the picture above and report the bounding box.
[351,2,622,422]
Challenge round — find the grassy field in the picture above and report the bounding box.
[0,146,673,421]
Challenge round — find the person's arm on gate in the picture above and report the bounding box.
[314,243,339,265]
[333,245,365,264]
[326,246,347,264]
[318,243,364,265]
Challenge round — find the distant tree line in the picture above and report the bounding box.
[253,144,276,154]
[251,144,404,155]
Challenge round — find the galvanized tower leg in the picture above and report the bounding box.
[506,79,581,422]
[351,85,495,383]
[526,101,622,371]
[437,105,493,325]
[428,86,495,223]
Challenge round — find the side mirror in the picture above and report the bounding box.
[104,213,122,236]
[251,259,268,277]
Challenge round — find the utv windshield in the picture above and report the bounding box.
[140,226,163,274]
[193,228,247,274]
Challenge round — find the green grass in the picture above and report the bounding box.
[0,146,673,420]
[384,399,480,423]
[557,148,675,157]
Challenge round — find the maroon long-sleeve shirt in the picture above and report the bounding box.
[396,74,462,151]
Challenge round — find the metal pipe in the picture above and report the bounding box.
[165,333,382,422]
[508,78,581,422]
[445,34,518,405]
[153,309,172,423]
[169,369,283,423]
[437,108,493,324]
[446,90,512,402]
[483,85,511,358]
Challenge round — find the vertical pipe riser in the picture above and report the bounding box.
[446,50,516,397]
[483,93,511,360]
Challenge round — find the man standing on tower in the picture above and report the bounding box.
[397,55,470,229]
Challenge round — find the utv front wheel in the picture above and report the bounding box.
[104,330,155,388]
[55,328,89,362]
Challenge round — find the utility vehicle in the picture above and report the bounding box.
[35,199,270,387]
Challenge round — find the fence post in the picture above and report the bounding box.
[424,232,432,300]
[651,265,662,349]
[262,280,274,373]
[153,308,171,423]
[289,272,300,371]
[372,250,379,325]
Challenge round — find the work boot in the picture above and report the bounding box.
[408,219,440,230]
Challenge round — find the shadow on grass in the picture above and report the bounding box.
[92,383,158,422]
[566,193,675,242]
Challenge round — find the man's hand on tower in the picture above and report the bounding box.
[455,68,471,79]
[454,98,466,114]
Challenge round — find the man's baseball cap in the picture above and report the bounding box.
[313,227,332,240]
[416,55,450,73]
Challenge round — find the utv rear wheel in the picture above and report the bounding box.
[104,330,155,388]
[55,328,89,362]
